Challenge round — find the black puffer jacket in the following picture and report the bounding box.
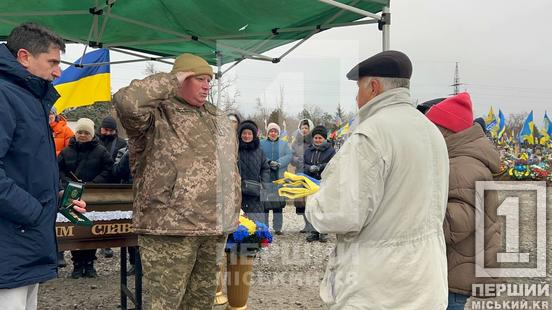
[98,134,127,161]
[112,146,132,184]
[238,139,270,212]
[303,141,336,180]
[58,137,114,184]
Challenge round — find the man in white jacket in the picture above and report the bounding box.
[306,50,450,309]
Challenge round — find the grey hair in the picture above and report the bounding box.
[362,76,410,91]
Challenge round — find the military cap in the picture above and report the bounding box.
[346,50,412,80]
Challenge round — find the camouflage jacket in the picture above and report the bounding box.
[113,73,241,236]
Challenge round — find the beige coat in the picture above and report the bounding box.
[113,73,241,236]
[306,88,450,309]
[442,125,501,296]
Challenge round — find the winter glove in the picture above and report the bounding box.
[308,165,320,173]
[269,161,281,170]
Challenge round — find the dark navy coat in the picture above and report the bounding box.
[303,142,336,180]
[0,44,60,288]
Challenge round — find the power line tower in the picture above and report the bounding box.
[450,62,464,95]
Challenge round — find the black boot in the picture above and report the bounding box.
[306,232,319,242]
[319,233,329,243]
[57,252,67,268]
[83,261,97,278]
[71,262,84,279]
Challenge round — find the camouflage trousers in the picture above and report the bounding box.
[138,235,227,310]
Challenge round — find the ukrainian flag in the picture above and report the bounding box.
[540,111,551,144]
[497,109,506,140]
[519,111,535,144]
[485,106,497,132]
[53,49,111,113]
[281,130,288,142]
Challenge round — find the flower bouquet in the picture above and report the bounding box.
[225,215,273,256]
[224,216,273,309]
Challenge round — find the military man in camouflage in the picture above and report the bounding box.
[114,53,241,310]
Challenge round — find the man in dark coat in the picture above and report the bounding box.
[96,115,126,257]
[98,115,127,161]
[238,120,271,224]
[0,22,85,308]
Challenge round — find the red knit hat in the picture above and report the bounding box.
[426,92,473,133]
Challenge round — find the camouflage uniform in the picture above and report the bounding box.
[138,235,226,309]
[114,72,241,309]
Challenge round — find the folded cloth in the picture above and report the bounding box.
[274,172,320,199]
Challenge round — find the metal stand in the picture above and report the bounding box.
[120,247,142,310]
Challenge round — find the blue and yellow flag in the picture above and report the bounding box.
[497,109,506,140]
[485,106,497,132]
[540,111,551,144]
[53,49,111,113]
[519,111,535,144]
[281,130,288,142]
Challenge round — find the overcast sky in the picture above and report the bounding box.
[61,0,552,126]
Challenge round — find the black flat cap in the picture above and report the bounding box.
[346,50,412,80]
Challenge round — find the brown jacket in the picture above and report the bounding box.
[113,73,241,236]
[442,124,501,296]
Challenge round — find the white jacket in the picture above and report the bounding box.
[306,88,450,309]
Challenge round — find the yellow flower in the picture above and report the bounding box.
[239,215,256,235]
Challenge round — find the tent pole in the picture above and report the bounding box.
[381,6,390,51]
[277,0,355,62]
[98,0,116,43]
[216,51,222,106]
[221,59,244,76]
[204,20,377,40]
[108,47,174,65]
[318,0,381,20]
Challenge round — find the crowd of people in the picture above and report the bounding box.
[0,21,517,310]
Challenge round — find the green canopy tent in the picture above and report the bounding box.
[0,0,391,105]
[0,0,390,74]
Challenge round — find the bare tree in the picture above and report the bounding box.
[249,97,270,133]
[208,75,239,107]
[335,102,345,124]
[143,62,160,75]
[506,111,529,136]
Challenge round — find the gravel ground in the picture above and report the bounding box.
[38,189,552,309]
[39,206,333,309]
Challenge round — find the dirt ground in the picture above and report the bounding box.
[38,188,552,309]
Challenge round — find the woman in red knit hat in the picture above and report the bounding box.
[426,92,502,310]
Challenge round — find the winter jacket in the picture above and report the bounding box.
[306,88,450,309]
[290,118,314,170]
[302,142,336,180]
[114,72,241,236]
[442,124,501,296]
[98,133,127,161]
[50,115,74,156]
[238,138,270,216]
[112,146,132,184]
[0,43,60,289]
[260,138,292,180]
[58,137,114,184]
